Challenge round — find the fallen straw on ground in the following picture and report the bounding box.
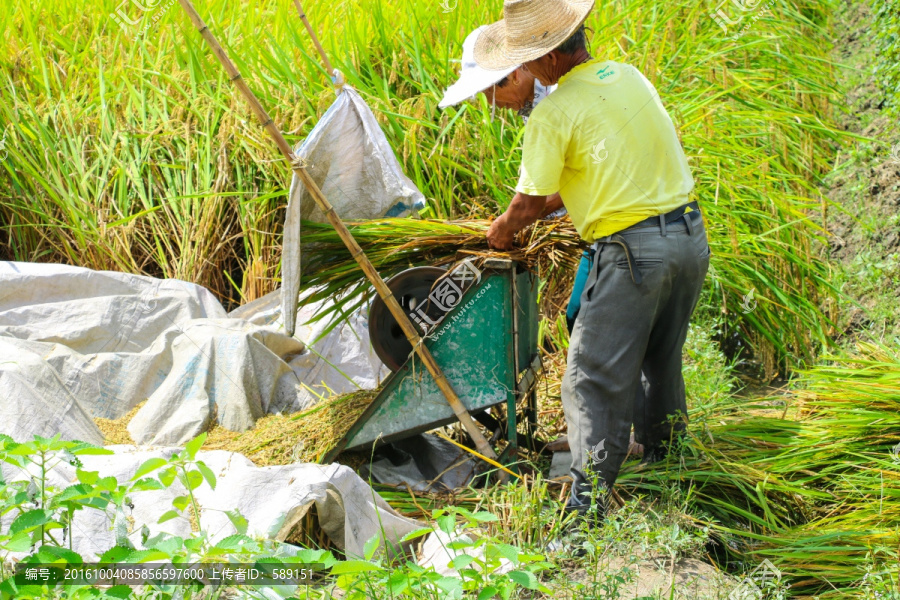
[618,341,900,596]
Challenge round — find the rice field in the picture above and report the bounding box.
[2,0,897,597]
[0,0,847,373]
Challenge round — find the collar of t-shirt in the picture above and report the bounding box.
[557,57,608,87]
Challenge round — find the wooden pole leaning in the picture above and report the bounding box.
[174,0,501,465]
[291,0,334,77]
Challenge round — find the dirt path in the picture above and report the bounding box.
[826,0,900,342]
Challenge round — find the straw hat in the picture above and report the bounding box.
[473,0,595,71]
[439,27,518,109]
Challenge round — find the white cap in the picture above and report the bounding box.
[439,27,519,109]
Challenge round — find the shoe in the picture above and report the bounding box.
[546,538,589,559]
[545,502,604,559]
[640,435,690,466]
[563,494,606,529]
[639,445,668,466]
[564,469,608,527]
[544,523,590,558]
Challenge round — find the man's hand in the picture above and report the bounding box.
[486,192,548,250]
[487,217,516,250]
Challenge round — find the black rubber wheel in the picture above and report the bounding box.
[368,266,447,371]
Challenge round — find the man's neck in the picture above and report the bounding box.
[554,49,593,83]
[549,48,593,85]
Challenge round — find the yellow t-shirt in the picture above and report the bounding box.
[516,59,694,241]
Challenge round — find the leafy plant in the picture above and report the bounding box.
[0,434,560,599]
[873,0,900,116]
[131,432,218,533]
[0,435,114,554]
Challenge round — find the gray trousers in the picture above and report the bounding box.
[562,210,709,505]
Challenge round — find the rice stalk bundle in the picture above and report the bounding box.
[297,217,584,324]
[779,343,900,528]
[618,342,900,595]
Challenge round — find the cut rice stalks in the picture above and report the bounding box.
[619,341,900,596]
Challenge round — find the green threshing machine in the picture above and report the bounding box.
[323,258,543,467]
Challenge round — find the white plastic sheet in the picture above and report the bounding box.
[0,337,105,444]
[281,86,426,335]
[0,448,421,559]
[417,530,514,577]
[0,261,424,569]
[124,319,307,445]
[0,262,386,445]
[230,288,389,410]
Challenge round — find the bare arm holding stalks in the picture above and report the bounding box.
[486,192,563,250]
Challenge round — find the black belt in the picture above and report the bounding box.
[592,201,701,285]
[624,201,700,235]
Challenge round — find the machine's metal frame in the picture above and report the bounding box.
[322,259,543,467]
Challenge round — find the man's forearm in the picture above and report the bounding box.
[498,192,547,231]
[541,192,564,217]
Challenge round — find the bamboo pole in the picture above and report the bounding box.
[291,0,334,76]
[173,0,500,464]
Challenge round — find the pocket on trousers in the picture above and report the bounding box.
[698,245,712,258]
[615,258,663,271]
[583,247,602,302]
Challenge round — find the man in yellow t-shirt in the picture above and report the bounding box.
[475,0,710,523]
